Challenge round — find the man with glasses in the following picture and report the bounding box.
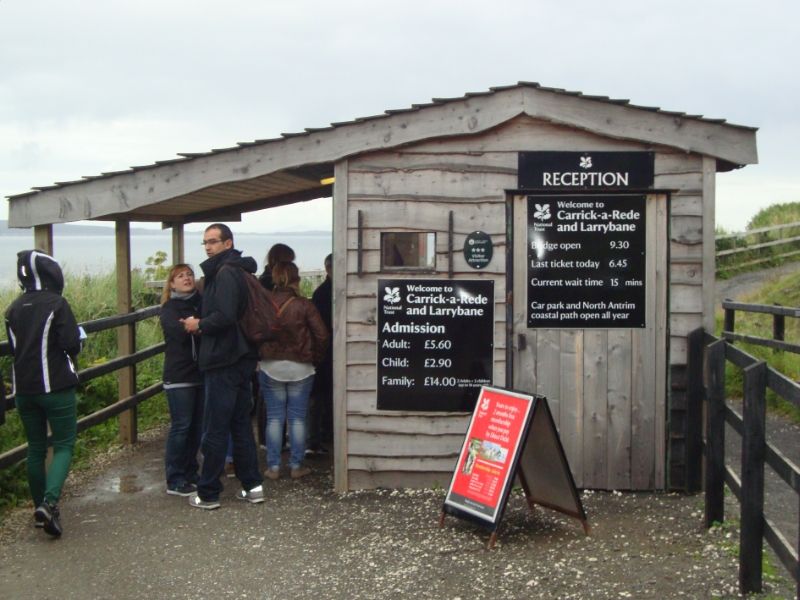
[181,223,264,509]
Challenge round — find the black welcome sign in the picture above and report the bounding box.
[518,151,654,190]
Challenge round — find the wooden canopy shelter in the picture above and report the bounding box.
[7,82,758,492]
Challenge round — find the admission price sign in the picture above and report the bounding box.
[377,279,494,411]
[527,194,646,328]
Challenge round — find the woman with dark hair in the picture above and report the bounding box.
[5,250,83,537]
[258,261,328,479]
[258,243,295,290]
[159,264,204,496]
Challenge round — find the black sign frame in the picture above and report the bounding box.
[518,151,654,190]
[377,278,494,412]
[527,194,646,329]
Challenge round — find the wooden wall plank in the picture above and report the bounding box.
[671,215,703,245]
[607,329,632,489]
[670,337,688,364]
[535,330,561,428]
[347,168,515,198]
[398,115,651,154]
[670,241,703,261]
[347,198,506,228]
[654,195,669,488]
[631,197,658,488]
[559,330,584,487]
[348,470,451,490]
[348,431,463,457]
[671,194,703,217]
[348,456,457,472]
[333,160,350,492]
[347,413,470,435]
[670,263,703,285]
[582,330,608,488]
[670,313,704,337]
[671,284,703,313]
[702,156,717,332]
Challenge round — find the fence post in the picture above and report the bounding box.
[739,360,767,595]
[704,339,726,528]
[723,302,735,337]
[772,310,785,349]
[686,328,705,492]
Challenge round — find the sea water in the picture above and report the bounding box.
[0,232,332,290]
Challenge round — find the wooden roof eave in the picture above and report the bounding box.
[8,85,757,228]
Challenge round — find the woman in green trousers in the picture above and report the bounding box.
[5,250,83,537]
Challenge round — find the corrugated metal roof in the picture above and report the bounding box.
[6,81,756,201]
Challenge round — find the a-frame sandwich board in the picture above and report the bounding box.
[440,385,588,548]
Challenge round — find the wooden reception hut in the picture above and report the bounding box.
[6,82,757,492]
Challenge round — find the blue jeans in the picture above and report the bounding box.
[197,359,262,501]
[164,385,204,488]
[260,371,314,470]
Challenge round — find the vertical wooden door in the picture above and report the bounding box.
[511,194,668,489]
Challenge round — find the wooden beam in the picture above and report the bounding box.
[115,220,137,445]
[33,225,53,254]
[332,161,348,492]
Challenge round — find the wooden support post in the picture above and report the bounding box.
[116,221,137,445]
[332,161,349,493]
[171,223,185,265]
[704,339,726,528]
[685,328,705,493]
[33,224,53,254]
[739,360,767,595]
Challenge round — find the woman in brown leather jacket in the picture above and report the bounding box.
[258,261,328,480]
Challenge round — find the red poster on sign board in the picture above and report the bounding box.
[444,386,534,525]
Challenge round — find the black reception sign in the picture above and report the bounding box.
[518,151,654,190]
[377,279,494,411]
[528,195,646,328]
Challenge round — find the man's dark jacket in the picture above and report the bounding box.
[197,248,257,371]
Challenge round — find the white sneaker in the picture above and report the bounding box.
[236,485,266,504]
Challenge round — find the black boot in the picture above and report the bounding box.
[34,500,62,537]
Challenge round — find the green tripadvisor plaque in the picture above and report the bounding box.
[463,231,493,270]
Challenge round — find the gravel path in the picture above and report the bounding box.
[0,428,794,599]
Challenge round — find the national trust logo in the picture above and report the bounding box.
[383,287,401,304]
[579,155,593,169]
[533,203,551,221]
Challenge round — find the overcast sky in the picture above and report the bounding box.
[1,0,797,232]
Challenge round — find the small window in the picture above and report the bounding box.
[381,232,436,271]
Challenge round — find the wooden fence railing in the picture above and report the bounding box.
[716,220,800,273]
[0,305,164,471]
[687,305,800,595]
